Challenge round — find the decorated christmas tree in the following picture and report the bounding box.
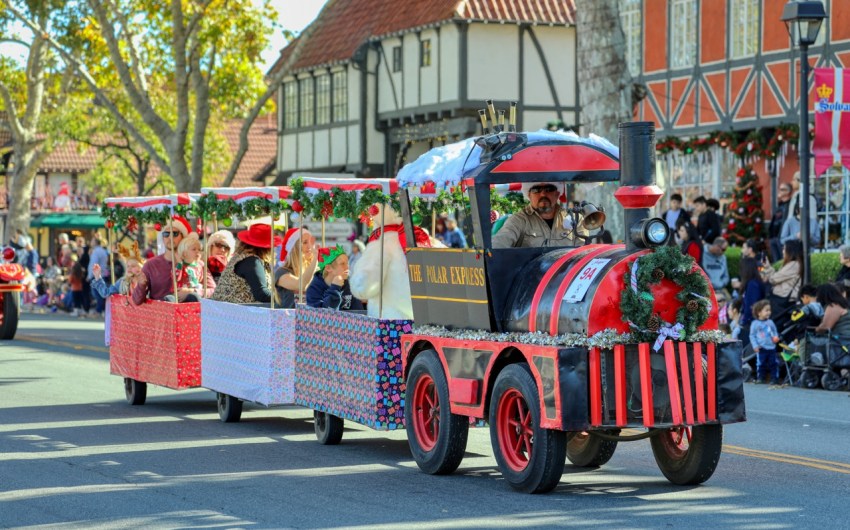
[725,165,765,243]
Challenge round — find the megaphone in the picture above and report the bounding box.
[579,201,606,231]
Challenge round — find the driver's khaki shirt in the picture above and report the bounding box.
[492,205,578,248]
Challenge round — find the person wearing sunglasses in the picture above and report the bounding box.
[206,230,236,284]
[131,215,198,304]
[492,182,575,248]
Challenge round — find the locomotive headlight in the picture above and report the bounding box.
[645,219,669,245]
[630,218,670,248]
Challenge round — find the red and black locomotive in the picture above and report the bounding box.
[396,122,746,493]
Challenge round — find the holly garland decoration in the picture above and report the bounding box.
[101,202,192,230]
[288,178,400,221]
[192,193,291,222]
[725,165,766,243]
[620,245,711,344]
[761,123,799,160]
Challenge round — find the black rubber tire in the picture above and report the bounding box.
[801,370,821,389]
[0,291,19,340]
[405,350,469,475]
[821,372,844,391]
[124,378,147,406]
[314,410,344,445]
[650,424,723,485]
[489,364,566,494]
[566,431,618,468]
[217,393,243,422]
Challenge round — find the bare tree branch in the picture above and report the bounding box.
[106,0,149,93]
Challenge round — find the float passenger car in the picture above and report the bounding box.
[395,121,746,493]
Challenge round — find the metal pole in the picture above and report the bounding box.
[298,214,304,305]
[170,218,179,301]
[379,205,385,319]
[108,226,115,283]
[202,218,208,298]
[799,42,812,285]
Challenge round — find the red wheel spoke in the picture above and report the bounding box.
[522,434,532,457]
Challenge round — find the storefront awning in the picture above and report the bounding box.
[30,213,106,229]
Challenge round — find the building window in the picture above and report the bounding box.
[420,39,431,67]
[299,77,314,127]
[392,45,402,72]
[730,0,759,59]
[316,74,330,125]
[620,0,642,75]
[670,0,697,68]
[283,82,297,129]
[332,70,347,123]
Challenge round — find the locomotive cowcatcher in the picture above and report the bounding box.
[396,122,746,493]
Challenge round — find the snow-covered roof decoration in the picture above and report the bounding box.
[396,130,619,189]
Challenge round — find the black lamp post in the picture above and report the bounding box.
[782,0,827,284]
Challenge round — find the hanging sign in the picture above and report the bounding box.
[813,68,850,176]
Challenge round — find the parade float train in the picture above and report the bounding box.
[105,120,745,495]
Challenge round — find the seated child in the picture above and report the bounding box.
[726,298,743,341]
[91,243,146,346]
[174,233,213,300]
[791,284,824,321]
[306,245,364,311]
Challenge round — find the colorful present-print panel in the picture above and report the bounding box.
[201,300,296,406]
[109,297,201,389]
[294,307,412,430]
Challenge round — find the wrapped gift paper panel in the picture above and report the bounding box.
[201,300,296,406]
[109,297,202,389]
[294,307,412,430]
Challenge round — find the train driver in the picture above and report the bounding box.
[492,182,578,248]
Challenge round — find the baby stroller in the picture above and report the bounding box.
[798,331,850,390]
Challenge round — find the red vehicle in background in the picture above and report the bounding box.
[0,246,25,339]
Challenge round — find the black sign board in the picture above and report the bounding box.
[406,248,492,330]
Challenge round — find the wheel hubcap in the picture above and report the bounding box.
[413,374,439,451]
[497,388,533,472]
[664,427,692,458]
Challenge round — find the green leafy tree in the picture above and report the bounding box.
[4,0,281,193]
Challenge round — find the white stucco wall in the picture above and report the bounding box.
[521,26,576,107]
[467,24,520,101]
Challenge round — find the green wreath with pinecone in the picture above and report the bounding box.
[620,245,712,345]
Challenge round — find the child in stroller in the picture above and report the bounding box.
[771,285,822,385]
[793,283,850,390]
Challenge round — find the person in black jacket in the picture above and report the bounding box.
[306,245,364,311]
[695,196,721,244]
[769,183,792,261]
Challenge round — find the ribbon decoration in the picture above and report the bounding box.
[653,322,684,352]
[630,258,640,293]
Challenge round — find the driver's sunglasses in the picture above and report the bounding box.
[161,231,181,238]
[529,185,558,194]
[212,242,230,251]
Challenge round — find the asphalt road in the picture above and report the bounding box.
[1,313,849,529]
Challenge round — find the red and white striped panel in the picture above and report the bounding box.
[299,177,398,197]
[104,193,197,212]
[201,187,293,204]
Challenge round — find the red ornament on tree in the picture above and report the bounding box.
[368,204,380,217]
[154,222,162,231]
[105,220,114,229]
[292,200,304,213]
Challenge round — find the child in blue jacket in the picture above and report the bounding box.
[306,245,364,311]
[749,299,780,384]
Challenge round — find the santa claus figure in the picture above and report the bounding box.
[350,203,435,320]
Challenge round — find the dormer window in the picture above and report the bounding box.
[420,39,431,67]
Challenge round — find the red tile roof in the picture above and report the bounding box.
[216,114,278,187]
[271,0,575,74]
[39,141,99,174]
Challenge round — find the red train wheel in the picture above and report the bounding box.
[411,372,439,451]
[405,350,468,475]
[650,424,722,485]
[496,388,533,472]
[489,364,566,493]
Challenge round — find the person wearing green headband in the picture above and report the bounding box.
[305,245,364,311]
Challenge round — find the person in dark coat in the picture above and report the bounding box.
[697,197,722,244]
[769,183,792,261]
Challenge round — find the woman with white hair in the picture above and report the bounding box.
[206,230,235,284]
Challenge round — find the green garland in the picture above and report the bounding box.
[101,203,189,229]
[288,178,400,220]
[620,245,712,343]
[193,193,290,222]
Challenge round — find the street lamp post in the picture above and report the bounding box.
[782,1,827,285]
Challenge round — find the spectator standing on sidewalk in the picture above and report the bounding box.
[702,237,730,299]
[87,236,110,316]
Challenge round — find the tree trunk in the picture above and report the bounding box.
[7,143,44,238]
[576,0,633,242]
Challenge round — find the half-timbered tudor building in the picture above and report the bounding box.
[267,0,577,184]
[626,0,850,247]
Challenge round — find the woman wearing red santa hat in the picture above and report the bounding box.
[132,215,214,304]
[274,227,318,308]
[212,223,282,304]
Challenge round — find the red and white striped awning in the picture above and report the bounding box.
[103,193,198,211]
[298,176,399,197]
[200,186,293,204]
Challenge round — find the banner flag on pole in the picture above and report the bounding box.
[813,68,850,177]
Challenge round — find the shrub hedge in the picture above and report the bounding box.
[723,246,840,287]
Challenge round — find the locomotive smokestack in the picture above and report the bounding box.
[615,122,664,251]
